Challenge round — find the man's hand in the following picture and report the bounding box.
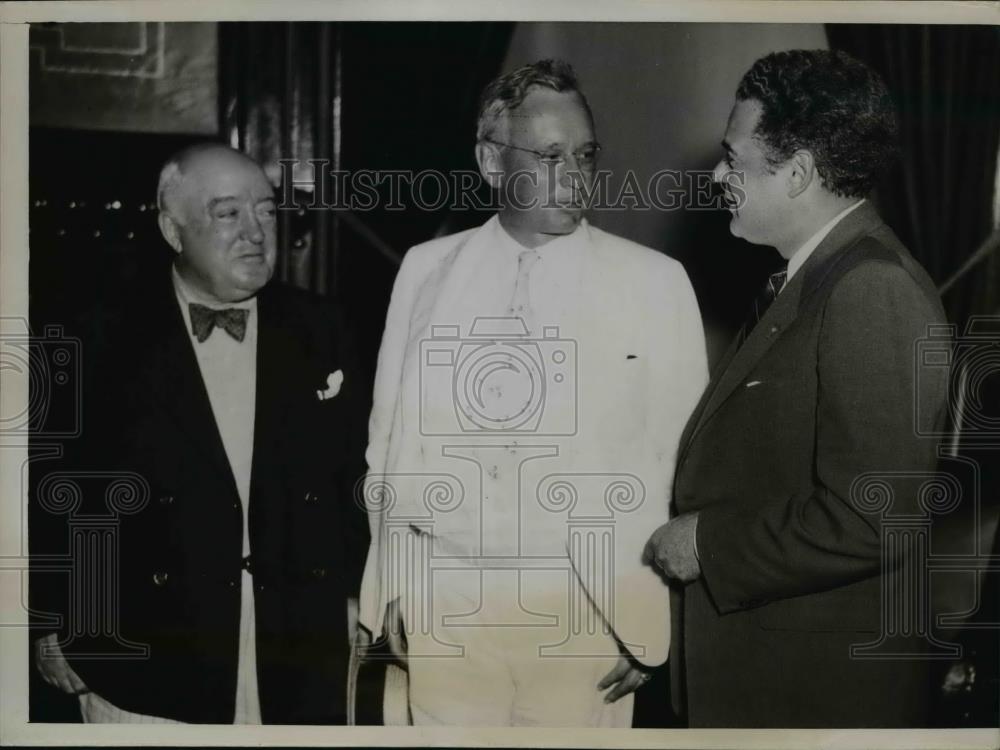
[597,654,653,703]
[644,512,701,582]
[941,660,976,696]
[33,634,89,695]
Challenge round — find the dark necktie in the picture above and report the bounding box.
[189,303,249,343]
[739,268,787,346]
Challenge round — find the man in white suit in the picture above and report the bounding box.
[357,59,707,727]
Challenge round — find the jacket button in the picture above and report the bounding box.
[304,491,319,504]
[152,572,169,586]
[159,495,174,506]
[311,567,327,580]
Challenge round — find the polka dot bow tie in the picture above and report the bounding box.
[188,303,249,343]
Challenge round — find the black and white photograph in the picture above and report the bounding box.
[1,1,999,746]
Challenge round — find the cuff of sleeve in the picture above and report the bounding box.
[693,505,745,615]
[692,515,700,562]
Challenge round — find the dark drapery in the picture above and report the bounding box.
[826,24,1000,325]
[218,22,513,289]
[219,23,334,293]
[828,25,1000,729]
[218,22,514,388]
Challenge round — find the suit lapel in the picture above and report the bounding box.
[144,274,240,500]
[676,330,742,468]
[397,223,485,397]
[690,275,805,441]
[678,202,885,460]
[249,285,301,503]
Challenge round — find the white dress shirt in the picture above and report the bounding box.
[785,199,866,284]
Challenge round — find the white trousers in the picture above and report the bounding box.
[402,567,632,727]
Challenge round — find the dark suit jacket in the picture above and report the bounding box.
[671,202,950,727]
[30,272,368,724]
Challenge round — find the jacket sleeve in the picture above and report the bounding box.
[362,249,428,494]
[357,248,427,633]
[608,259,708,666]
[696,260,949,613]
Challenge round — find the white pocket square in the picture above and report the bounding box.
[745,380,763,388]
[317,369,344,401]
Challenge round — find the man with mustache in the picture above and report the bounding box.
[357,59,707,726]
[32,144,367,724]
[645,50,950,726]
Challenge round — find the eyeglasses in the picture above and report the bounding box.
[483,139,602,170]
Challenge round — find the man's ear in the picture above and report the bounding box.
[157,211,183,255]
[475,141,505,190]
[787,149,815,199]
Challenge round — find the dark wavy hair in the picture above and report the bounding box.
[736,49,899,198]
[476,59,592,141]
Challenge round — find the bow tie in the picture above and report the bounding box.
[188,303,249,343]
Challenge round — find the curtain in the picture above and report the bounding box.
[826,24,1000,326]
[219,22,330,293]
[219,22,514,301]
[827,25,1000,728]
[218,22,514,389]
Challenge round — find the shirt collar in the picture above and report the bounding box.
[786,199,866,282]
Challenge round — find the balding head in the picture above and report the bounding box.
[156,143,277,303]
[156,144,267,221]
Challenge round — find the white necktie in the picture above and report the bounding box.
[507,249,540,331]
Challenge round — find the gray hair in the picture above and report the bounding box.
[156,160,184,214]
[476,59,591,142]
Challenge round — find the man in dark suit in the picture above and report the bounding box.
[645,50,950,727]
[31,143,367,724]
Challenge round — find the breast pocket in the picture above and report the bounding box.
[288,361,356,456]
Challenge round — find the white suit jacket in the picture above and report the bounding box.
[358,216,707,667]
